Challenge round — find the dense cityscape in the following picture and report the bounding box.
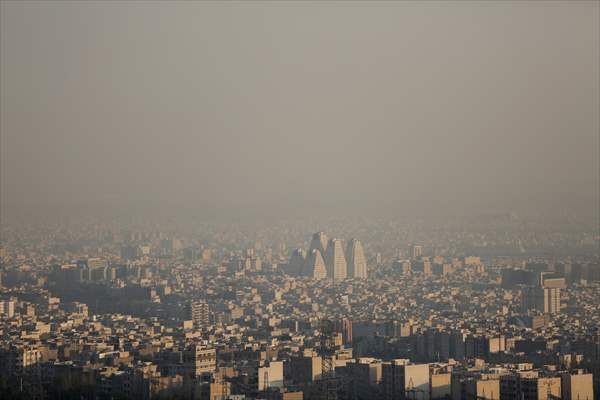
[1,1,598,399]
[0,215,598,399]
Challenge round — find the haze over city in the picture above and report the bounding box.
[1,1,598,223]
[0,2,598,400]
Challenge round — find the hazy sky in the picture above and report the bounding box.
[1,1,598,220]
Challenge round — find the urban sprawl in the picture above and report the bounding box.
[0,216,598,400]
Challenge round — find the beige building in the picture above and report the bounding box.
[290,355,322,383]
[561,372,593,400]
[381,360,430,400]
[465,379,500,400]
[522,286,561,314]
[522,377,561,400]
[430,372,451,399]
[258,360,284,391]
[184,345,216,377]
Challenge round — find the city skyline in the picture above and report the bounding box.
[0,1,598,399]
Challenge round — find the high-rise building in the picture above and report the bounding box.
[209,379,231,400]
[412,260,432,276]
[0,299,15,318]
[304,249,327,280]
[409,245,423,260]
[393,259,412,275]
[309,232,328,259]
[183,345,216,377]
[288,248,307,276]
[541,275,566,289]
[87,257,108,270]
[86,258,108,282]
[543,287,561,314]
[464,378,500,400]
[431,372,452,400]
[325,238,347,280]
[345,359,383,398]
[561,371,594,400]
[346,238,368,279]
[258,360,284,391]
[521,278,564,315]
[290,355,322,383]
[251,257,262,271]
[500,372,562,400]
[334,318,353,345]
[521,376,561,400]
[381,360,430,400]
[189,300,210,329]
[502,268,534,288]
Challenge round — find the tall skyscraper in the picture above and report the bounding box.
[345,238,368,279]
[543,287,561,314]
[539,276,564,314]
[309,232,328,259]
[325,238,347,280]
[288,248,307,276]
[305,249,327,280]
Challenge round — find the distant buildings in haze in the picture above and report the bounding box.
[288,232,368,280]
